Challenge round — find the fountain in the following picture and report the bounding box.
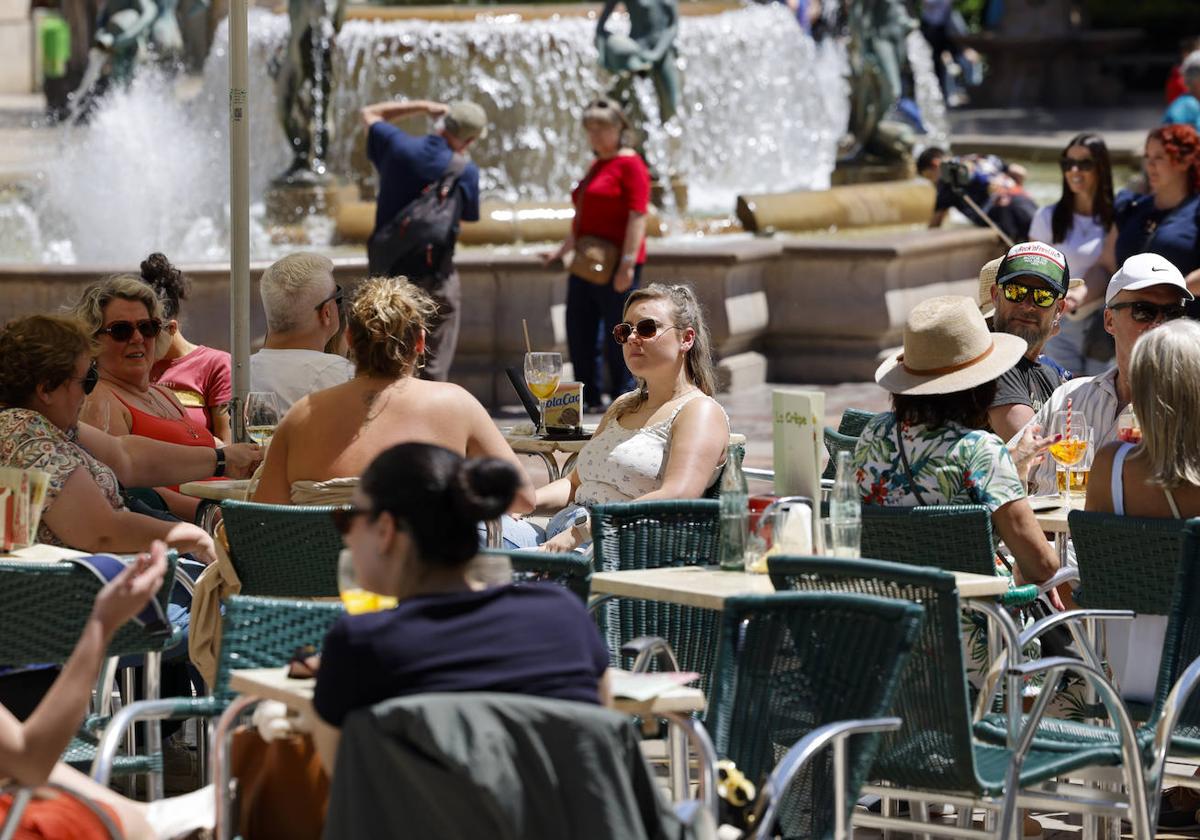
[0,3,996,405]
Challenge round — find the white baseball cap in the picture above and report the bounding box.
[1105,253,1195,304]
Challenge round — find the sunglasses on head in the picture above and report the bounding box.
[1060,157,1096,173]
[1001,282,1060,308]
[612,318,681,344]
[314,284,343,312]
[94,319,162,342]
[1108,300,1187,323]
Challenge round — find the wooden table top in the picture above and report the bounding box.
[178,479,252,502]
[501,427,746,455]
[589,565,1011,611]
[1031,496,1086,535]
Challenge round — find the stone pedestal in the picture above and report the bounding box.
[0,0,32,94]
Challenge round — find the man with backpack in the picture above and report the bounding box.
[360,98,486,380]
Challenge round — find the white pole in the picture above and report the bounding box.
[228,0,251,442]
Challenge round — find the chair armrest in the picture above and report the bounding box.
[620,636,681,673]
[744,467,775,483]
[90,697,221,785]
[1036,565,1079,594]
[999,584,1039,607]
[587,592,616,616]
[746,717,902,840]
[1017,608,1133,650]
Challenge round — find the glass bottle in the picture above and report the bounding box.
[718,444,749,571]
[828,451,862,558]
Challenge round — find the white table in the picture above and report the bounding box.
[179,480,252,534]
[589,564,1010,612]
[1032,495,1086,563]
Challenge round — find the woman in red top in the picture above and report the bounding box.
[544,98,650,411]
[73,275,228,523]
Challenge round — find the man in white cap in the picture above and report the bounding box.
[359,98,488,381]
[1016,252,1194,494]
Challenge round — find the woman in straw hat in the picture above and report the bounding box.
[854,295,1060,588]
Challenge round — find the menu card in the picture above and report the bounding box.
[0,468,51,552]
[772,389,825,504]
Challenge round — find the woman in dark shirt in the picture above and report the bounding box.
[311,443,610,742]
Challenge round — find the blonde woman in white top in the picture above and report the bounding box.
[535,283,730,552]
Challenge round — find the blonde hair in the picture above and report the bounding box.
[1129,319,1200,488]
[0,315,94,407]
[259,252,336,333]
[70,274,171,359]
[347,277,439,379]
[615,283,718,418]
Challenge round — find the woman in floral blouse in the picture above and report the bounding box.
[856,295,1060,587]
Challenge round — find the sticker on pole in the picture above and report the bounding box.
[229,89,247,122]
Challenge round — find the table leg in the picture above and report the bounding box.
[668,721,689,803]
[197,501,222,536]
[1055,532,1068,565]
[534,452,561,484]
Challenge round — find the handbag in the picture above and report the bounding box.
[230,727,329,840]
[568,235,620,285]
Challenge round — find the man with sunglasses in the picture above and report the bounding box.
[1016,253,1193,494]
[987,242,1072,442]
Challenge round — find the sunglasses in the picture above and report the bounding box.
[1001,282,1060,308]
[94,319,162,342]
[71,363,98,395]
[1108,301,1187,323]
[1059,157,1096,173]
[613,319,681,344]
[330,505,371,535]
[314,285,343,312]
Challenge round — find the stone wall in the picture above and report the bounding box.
[0,226,1001,406]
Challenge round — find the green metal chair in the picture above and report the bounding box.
[590,499,722,696]
[91,595,344,800]
[768,555,1151,837]
[861,504,1038,607]
[820,408,878,481]
[706,592,923,840]
[0,554,181,797]
[220,499,342,597]
[484,548,592,602]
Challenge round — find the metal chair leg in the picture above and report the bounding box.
[144,650,164,800]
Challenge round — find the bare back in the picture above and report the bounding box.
[1089,441,1200,519]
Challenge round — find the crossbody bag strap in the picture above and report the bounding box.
[436,152,468,198]
[893,421,930,507]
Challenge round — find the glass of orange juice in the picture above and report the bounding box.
[524,352,563,437]
[337,549,397,615]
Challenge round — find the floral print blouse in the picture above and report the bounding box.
[0,409,124,546]
[852,412,1025,513]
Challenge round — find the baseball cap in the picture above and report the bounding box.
[1105,252,1195,304]
[995,241,1070,296]
[444,101,488,142]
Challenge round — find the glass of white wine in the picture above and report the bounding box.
[524,352,562,437]
[243,392,281,446]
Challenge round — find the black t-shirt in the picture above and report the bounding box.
[991,355,1062,415]
[313,583,610,727]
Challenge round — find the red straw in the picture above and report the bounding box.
[1066,397,1072,438]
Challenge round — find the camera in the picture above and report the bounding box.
[938,156,973,196]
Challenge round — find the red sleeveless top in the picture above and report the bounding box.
[111,387,216,448]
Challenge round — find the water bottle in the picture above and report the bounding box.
[828,451,862,558]
[718,444,749,571]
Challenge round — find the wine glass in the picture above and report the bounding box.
[1048,411,1091,507]
[243,392,281,446]
[1117,406,1142,445]
[524,352,562,437]
[337,548,396,615]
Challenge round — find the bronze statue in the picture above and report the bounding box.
[272,0,346,183]
[844,0,916,164]
[596,0,680,124]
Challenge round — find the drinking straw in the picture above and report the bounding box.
[522,319,532,354]
[1066,397,1072,438]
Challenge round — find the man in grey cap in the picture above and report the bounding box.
[359,98,488,380]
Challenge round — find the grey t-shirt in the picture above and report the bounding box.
[249,348,355,415]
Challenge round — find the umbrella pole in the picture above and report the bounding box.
[228,0,251,442]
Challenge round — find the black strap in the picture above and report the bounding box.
[893,421,930,507]
[435,152,468,198]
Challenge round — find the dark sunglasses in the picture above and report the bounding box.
[1001,282,1060,308]
[71,363,98,395]
[613,319,681,345]
[1108,301,1187,323]
[330,505,371,535]
[1059,157,1096,173]
[94,319,162,342]
[314,285,344,312]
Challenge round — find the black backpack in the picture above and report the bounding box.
[367,154,468,280]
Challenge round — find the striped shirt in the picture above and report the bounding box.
[1011,366,1123,495]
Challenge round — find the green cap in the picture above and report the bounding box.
[996,241,1070,296]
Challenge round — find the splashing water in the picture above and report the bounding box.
[16,5,945,264]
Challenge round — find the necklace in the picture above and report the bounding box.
[100,376,200,439]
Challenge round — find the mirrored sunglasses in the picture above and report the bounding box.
[94,319,163,342]
[1001,282,1059,308]
[612,319,681,345]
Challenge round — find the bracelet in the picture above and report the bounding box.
[213,447,226,478]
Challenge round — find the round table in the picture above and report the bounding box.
[179,480,252,534]
[1032,495,1085,562]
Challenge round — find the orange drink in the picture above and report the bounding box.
[1048,438,1088,468]
[527,377,560,401]
[1056,469,1089,493]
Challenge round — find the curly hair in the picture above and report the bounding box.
[1147,124,1200,194]
[346,277,438,379]
[70,274,172,360]
[0,315,94,407]
[139,252,190,320]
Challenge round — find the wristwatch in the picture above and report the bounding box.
[620,254,636,264]
[572,508,590,530]
[213,447,227,478]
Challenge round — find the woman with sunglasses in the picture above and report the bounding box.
[534,283,729,554]
[71,276,258,523]
[542,97,650,413]
[1076,125,1200,364]
[1028,133,1115,376]
[140,253,233,443]
[307,443,610,765]
[252,278,536,533]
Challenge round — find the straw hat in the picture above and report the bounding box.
[876,295,1027,395]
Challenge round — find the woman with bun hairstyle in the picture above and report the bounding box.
[253,277,536,535]
[308,443,611,763]
[141,253,233,443]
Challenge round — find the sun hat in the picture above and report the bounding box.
[876,295,1027,395]
[1105,252,1195,304]
[995,241,1071,296]
[443,101,488,142]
